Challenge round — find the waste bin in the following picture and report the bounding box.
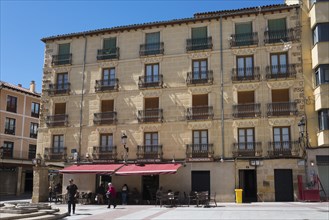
[235,189,243,203]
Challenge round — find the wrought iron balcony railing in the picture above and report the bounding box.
[46,114,68,127]
[267,102,297,116]
[137,145,163,160]
[44,147,67,161]
[94,112,117,125]
[92,146,117,160]
[265,64,297,79]
[47,83,70,96]
[31,112,40,118]
[52,54,72,66]
[186,70,213,85]
[30,133,38,139]
[186,144,214,158]
[95,79,119,92]
[264,28,296,44]
[268,141,300,157]
[230,32,259,47]
[97,48,120,60]
[140,42,164,56]
[231,67,260,82]
[186,37,213,51]
[138,75,163,89]
[138,109,163,123]
[186,106,214,120]
[232,103,261,118]
[232,142,262,157]
[4,128,15,135]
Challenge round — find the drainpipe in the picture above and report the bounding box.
[220,15,225,161]
[78,34,87,162]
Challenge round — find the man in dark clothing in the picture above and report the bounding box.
[66,179,78,215]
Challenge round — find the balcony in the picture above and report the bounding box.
[92,146,117,160]
[4,128,15,135]
[30,133,37,139]
[46,114,68,127]
[31,112,39,118]
[94,112,117,125]
[186,144,214,160]
[186,70,213,85]
[265,64,297,79]
[264,28,296,44]
[268,141,300,157]
[267,102,297,116]
[139,42,164,56]
[44,147,67,161]
[97,48,120,60]
[52,54,72,66]
[47,83,70,96]
[232,103,261,118]
[95,79,119,92]
[186,37,213,51]
[232,142,262,158]
[137,145,163,160]
[186,106,214,120]
[230,32,258,47]
[138,75,163,89]
[138,109,163,123]
[231,67,260,82]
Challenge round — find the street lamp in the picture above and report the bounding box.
[298,117,306,138]
[121,133,128,162]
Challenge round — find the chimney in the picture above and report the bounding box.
[18,84,22,87]
[30,81,35,93]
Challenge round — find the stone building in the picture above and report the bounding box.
[0,81,40,196]
[34,3,312,203]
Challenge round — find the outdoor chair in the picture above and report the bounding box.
[209,192,217,207]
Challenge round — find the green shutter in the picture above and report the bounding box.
[58,43,70,55]
[235,22,252,34]
[268,18,286,31]
[103,38,116,49]
[146,32,160,44]
[192,27,207,39]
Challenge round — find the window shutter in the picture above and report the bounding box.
[192,27,207,39]
[146,32,160,44]
[268,18,286,31]
[235,22,252,34]
[103,38,116,49]
[59,43,70,55]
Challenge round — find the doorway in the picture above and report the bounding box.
[239,169,257,202]
[24,170,33,192]
[274,169,294,201]
[191,171,210,193]
[142,175,159,201]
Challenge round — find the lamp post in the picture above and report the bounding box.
[121,133,128,163]
[298,116,309,183]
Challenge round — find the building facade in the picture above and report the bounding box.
[0,81,40,196]
[35,3,312,202]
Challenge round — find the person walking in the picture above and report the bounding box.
[96,183,105,204]
[121,184,129,205]
[106,183,117,208]
[66,179,78,215]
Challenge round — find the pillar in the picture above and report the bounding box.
[32,166,49,203]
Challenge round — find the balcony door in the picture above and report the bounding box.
[103,37,116,51]
[270,53,287,75]
[55,103,66,115]
[145,63,159,83]
[193,59,208,80]
[235,22,253,46]
[53,135,64,153]
[273,127,291,154]
[238,128,255,152]
[101,100,114,112]
[144,132,158,157]
[193,130,208,157]
[237,56,253,78]
[56,72,68,90]
[102,68,116,86]
[145,32,160,53]
[100,134,113,151]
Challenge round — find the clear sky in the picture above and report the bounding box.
[0,0,283,92]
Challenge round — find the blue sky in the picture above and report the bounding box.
[0,0,283,92]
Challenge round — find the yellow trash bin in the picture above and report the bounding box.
[235,189,243,203]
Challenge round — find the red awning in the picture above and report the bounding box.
[59,164,124,174]
[115,163,182,176]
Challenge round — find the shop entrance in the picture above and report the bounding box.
[191,171,210,193]
[142,175,159,201]
[96,174,112,191]
[239,169,257,202]
[274,169,293,201]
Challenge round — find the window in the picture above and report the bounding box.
[313,23,329,45]
[318,109,329,130]
[52,135,64,153]
[103,37,117,50]
[56,43,71,65]
[6,95,17,113]
[238,128,255,149]
[5,118,16,135]
[267,18,287,43]
[31,102,40,118]
[315,65,329,86]
[144,132,158,152]
[193,130,208,145]
[100,134,113,151]
[30,122,38,138]
[55,103,66,115]
[235,22,253,46]
[270,53,288,74]
[237,56,254,77]
[2,142,14,158]
[101,100,114,112]
[145,63,159,82]
[28,144,36,159]
[59,43,70,55]
[56,72,69,90]
[193,59,208,79]
[273,127,291,150]
[102,68,116,86]
[145,32,160,54]
[192,27,207,39]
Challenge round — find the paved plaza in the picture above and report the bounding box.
[56,202,328,220]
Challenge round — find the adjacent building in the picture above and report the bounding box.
[33,2,328,203]
[0,81,40,196]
